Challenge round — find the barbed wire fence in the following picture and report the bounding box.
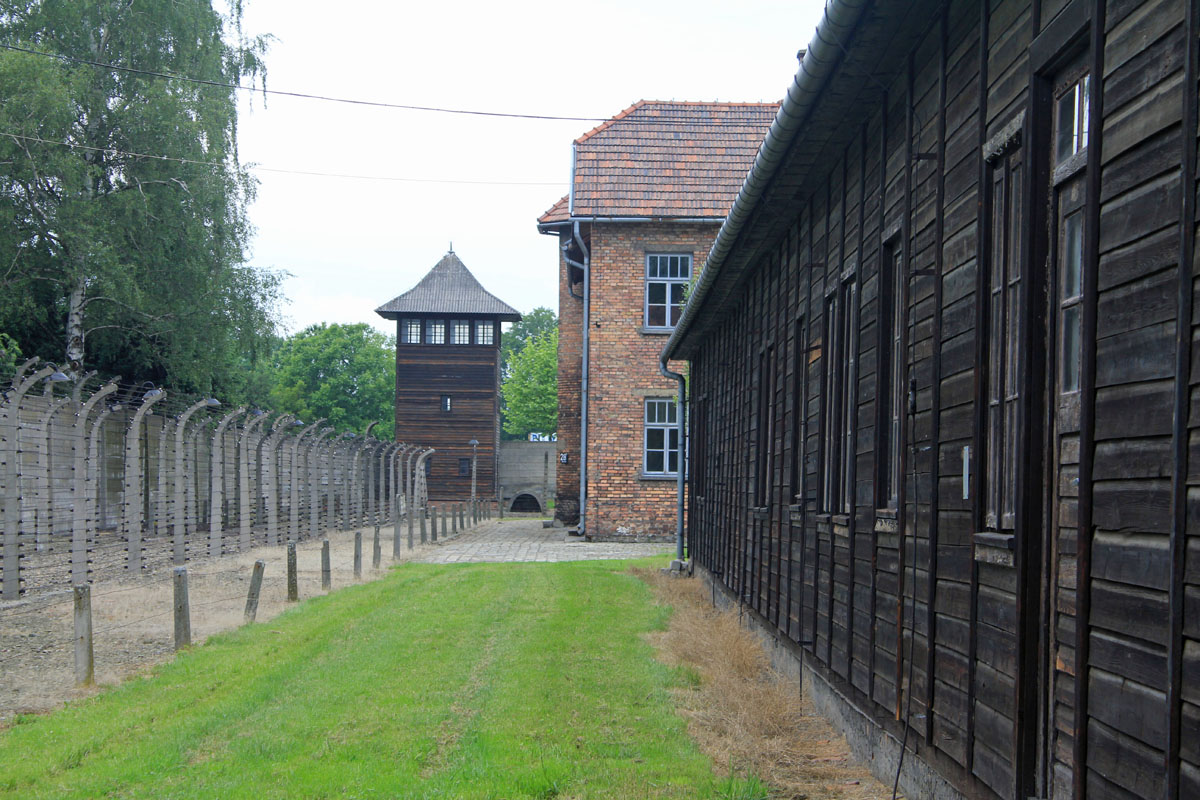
[0,357,493,703]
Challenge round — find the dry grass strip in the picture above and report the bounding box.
[634,568,893,800]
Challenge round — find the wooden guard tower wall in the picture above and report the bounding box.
[376,251,521,502]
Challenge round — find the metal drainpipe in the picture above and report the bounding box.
[564,220,590,536]
[659,358,686,562]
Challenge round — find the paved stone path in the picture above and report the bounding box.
[413,516,671,564]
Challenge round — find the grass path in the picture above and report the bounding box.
[0,559,763,799]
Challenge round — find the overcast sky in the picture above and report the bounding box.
[234,0,829,337]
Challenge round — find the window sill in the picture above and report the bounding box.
[973,531,1015,567]
[750,507,770,521]
[640,326,675,336]
[639,472,679,482]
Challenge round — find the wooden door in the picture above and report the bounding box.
[1043,66,1090,800]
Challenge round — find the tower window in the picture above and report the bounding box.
[475,321,494,345]
[441,395,452,412]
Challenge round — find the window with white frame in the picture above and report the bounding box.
[645,254,691,329]
[644,398,680,475]
[425,319,445,344]
[475,321,494,345]
[401,318,421,344]
[451,320,470,345]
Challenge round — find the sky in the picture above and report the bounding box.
[234,0,830,337]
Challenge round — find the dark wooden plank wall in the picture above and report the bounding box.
[684,1,1199,798]
[394,343,500,500]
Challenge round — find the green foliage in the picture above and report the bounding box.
[0,557,763,798]
[0,332,21,374]
[501,327,557,438]
[268,323,395,438]
[500,306,557,380]
[0,0,280,398]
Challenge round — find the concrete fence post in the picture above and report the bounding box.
[321,539,331,590]
[238,411,271,552]
[244,559,265,623]
[441,507,448,540]
[173,566,191,650]
[209,407,246,559]
[287,541,298,602]
[420,507,427,545]
[73,584,94,686]
[125,388,166,574]
[451,504,457,535]
[499,486,505,519]
[174,398,218,565]
[72,380,119,585]
[373,525,382,569]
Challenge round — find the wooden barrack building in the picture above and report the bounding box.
[663,1,1199,798]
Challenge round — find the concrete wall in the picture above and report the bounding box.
[497,440,554,513]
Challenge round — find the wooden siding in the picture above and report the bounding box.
[683,2,1199,798]
[394,337,500,501]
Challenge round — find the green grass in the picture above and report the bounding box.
[0,559,766,799]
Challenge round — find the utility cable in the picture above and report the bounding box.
[0,42,607,123]
[0,131,563,186]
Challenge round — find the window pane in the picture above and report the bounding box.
[647,452,665,472]
[1062,305,1081,392]
[648,282,666,305]
[1078,77,1090,152]
[1056,87,1077,162]
[670,283,686,304]
[668,451,679,473]
[1063,211,1083,298]
[647,255,659,277]
[648,305,666,327]
[665,401,677,424]
[475,321,493,345]
[647,428,664,449]
[668,428,679,449]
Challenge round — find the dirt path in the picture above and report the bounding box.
[0,523,452,726]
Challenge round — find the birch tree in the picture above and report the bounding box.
[0,0,279,396]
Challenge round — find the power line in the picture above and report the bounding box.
[0,131,563,187]
[0,43,778,127]
[0,42,606,123]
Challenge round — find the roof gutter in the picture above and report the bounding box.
[663,0,871,362]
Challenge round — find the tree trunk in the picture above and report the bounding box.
[65,273,85,373]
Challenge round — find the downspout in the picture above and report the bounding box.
[564,220,590,535]
[659,358,686,563]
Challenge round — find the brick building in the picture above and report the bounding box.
[537,101,776,540]
[375,250,520,502]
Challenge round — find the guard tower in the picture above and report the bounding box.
[375,250,520,502]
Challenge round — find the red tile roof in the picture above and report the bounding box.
[570,100,779,219]
[538,195,570,225]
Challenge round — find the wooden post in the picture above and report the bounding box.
[244,559,265,623]
[406,502,414,551]
[441,507,448,540]
[321,539,331,590]
[287,541,298,602]
[73,584,94,686]
[173,567,191,650]
[354,530,362,579]
[451,504,458,534]
[373,525,381,569]
[393,495,402,558]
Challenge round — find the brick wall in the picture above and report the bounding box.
[555,246,582,524]
[557,220,718,540]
